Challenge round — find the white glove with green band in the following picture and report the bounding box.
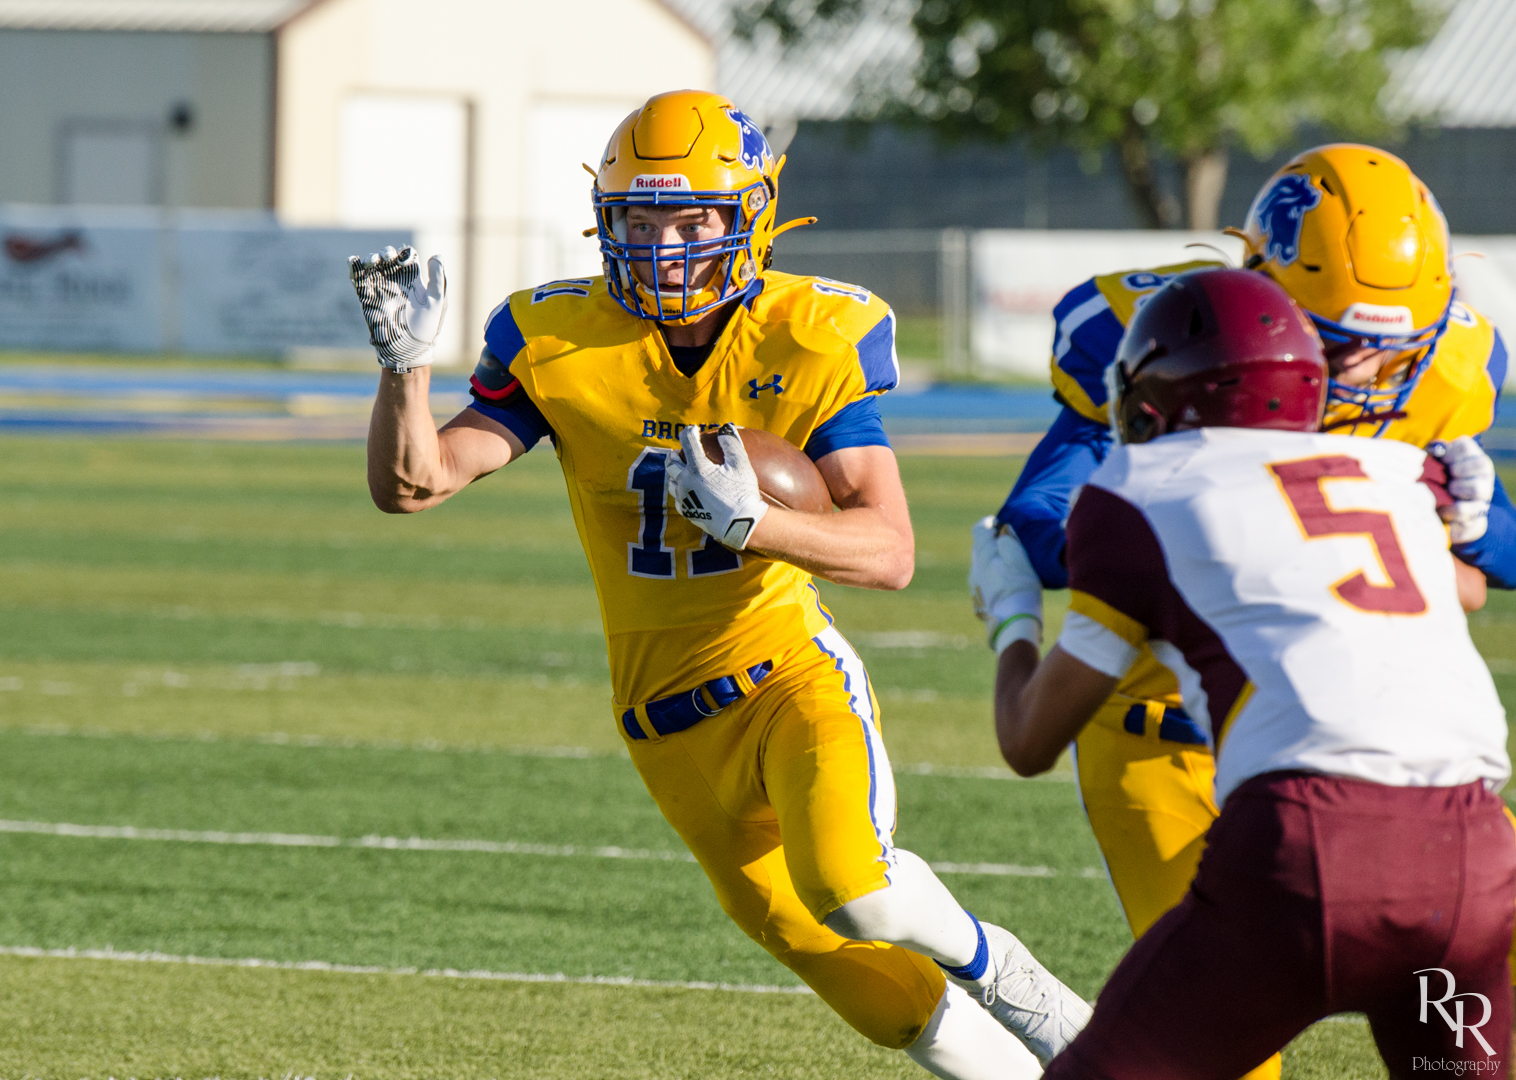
[969,516,1043,653]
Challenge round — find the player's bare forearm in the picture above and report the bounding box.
[995,644,1117,776]
[1455,556,1487,612]
[367,368,521,513]
[747,503,914,589]
[746,445,914,589]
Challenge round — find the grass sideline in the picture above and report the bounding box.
[1,434,1498,1077]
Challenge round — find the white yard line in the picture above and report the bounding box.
[0,819,1100,879]
[16,724,625,760]
[0,944,813,995]
[0,946,1376,1023]
[893,761,1073,782]
[12,723,1074,781]
[0,819,697,863]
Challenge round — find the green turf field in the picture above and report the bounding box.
[4,434,1510,1078]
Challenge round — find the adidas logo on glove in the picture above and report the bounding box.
[680,492,714,522]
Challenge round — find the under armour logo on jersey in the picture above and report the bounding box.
[680,491,713,522]
[1251,174,1322,266]
[749,374,784,399]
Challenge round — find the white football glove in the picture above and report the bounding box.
[348,245,448,373]
[1430,435,1496,545]
[666,424,770,550]
[970,516,1044,653]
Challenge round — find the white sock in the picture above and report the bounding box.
[823,849,981,968]
[904,981,1043,1079]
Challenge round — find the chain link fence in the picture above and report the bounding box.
[769,228,971,376]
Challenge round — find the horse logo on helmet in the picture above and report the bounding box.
[1251,174,1323,266]
[726,109,772,173]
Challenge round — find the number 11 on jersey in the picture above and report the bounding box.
[627,449,741,579]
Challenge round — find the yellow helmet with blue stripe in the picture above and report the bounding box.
[1230,144,1454,425]
[593,90,813,324]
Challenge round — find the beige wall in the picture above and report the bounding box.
[276,0,715,362]
[0,29,272,209]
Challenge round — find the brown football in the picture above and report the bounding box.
[700,427,832,513]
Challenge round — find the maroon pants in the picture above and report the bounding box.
[1046,772,1516,1080]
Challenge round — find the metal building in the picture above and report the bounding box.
[0,0,716,358]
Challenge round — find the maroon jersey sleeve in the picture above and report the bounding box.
[1065,483,1166,643]
[1066,482,1251,742]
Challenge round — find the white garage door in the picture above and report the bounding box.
[523,100,639,285]
[339,93,468,360]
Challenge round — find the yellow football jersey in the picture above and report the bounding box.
[1046,264,1506,721]
[474,272,899,708]
[1324,300,1501,444]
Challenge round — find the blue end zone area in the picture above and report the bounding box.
[876,385,1060,434]
[21,362,1516,458]
[0,363,1065,441]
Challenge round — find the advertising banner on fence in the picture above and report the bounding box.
[970,229,1241,378]
[177,214,409,355]
[971,229,1516,386]
[0,207,166,352]
[0,205,410,356]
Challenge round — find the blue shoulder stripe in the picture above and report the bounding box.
[856,310,899,393]
[1489,328,1508,410]
[484,298,527,366]
[1051,279,1124,411]
[1051,278,1102,324]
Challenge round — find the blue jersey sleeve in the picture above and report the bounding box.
[468,310,554,450]
[855,310,900,393]
[468,394,553,451]
[1453,473,1516,590]
[1488,328,1508,403]
[995,405,1113,589]
[1450,330,1513,588]
[804,396,890,461]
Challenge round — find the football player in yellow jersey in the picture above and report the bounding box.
[972,144,1513,1080]
[352,90,1089,1078]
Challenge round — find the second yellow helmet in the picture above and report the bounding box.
[1234,144,1453,353]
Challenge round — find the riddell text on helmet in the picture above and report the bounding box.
[631,174,692,191]
[1339,302,1415,334]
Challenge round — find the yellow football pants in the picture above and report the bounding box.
[621,627,945,1050]
[1074,701,1282,1080]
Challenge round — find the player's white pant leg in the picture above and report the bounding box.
[823,835,1089,1066]
[903,982,1043,1080]
[823,849,980,966]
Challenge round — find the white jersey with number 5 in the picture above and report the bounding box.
[1058,427,1509,805]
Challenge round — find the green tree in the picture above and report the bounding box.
[742,0,1442,229]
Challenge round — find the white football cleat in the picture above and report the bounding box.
[948,921,1091,1065]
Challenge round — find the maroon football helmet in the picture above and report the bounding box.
[1109,268,1327,444]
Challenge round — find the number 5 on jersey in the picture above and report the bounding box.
[1268,455,1427,615]
[627,449,741,579]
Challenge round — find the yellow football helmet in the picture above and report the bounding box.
[1229,145,1454,426]
[593,90,814,324]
